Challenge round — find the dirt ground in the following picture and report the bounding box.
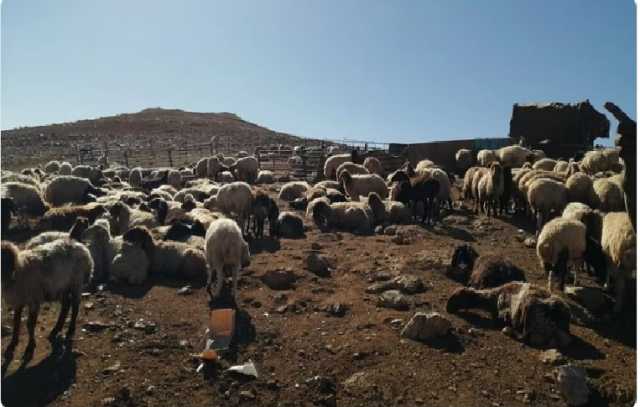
[1,183,636,407]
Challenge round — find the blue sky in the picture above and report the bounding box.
[1,1,636,145]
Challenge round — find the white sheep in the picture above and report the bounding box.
[561,202,593,224]
[72,165,103,185]
[1,171,41,189]
[44,160,61,174]
[335,161,369,181]
[477,162,504,216]
[455,149,475,172]
[1,239,93,358]
[462,167,482,200]
[365,192,411,225]
[110,239,150,285]
[167,169,182,189]
[601,212,636,312]
[532,158,557,171]
[129,167,143,188]
[279,181,311,202]
[109,201,159,235]
[477,149,497,167]
[306,196,331,218]
[323,153,352,179]
[536,217,586,291]
[415,159,435,172]
[527,178,568,232]
[204,218,251,300]
[1,182,49,216]
[339,172,388,201]
[592,177,625,212]
[207,156,224,178]
[580,149,621,175]
[363,156,385,177]
[256,170,275,184]
[59,162,73,175]
[232,156,259,184]
[315,180,341,190]
[214,181,254,233]
[312,199,374,234]
[565,172,595,206]
[496,145,532,168]
[553,160,569,175]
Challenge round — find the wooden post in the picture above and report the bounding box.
[168,149,173,167]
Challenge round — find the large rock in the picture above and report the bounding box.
[377,290,412,310]
[400,312,452,341]
[564,286,609,313]
[260,269,296,290]
[555,365,589,406]
[306,253,332,277]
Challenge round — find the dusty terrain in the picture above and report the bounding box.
[1,182,636,407]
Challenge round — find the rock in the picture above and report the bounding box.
[84,302,95,310]
[564,286,608,313]
[176,285,193,295]
[324,303,347,317]
[273,293,288,304]
[103,361,121,374]
[392,275,425,294]
[400,312,452,341]
[83,321,112,332]
[391,234,410,245]
[384,226,397,236]
[306,253,332,277]
[305,375,336,394]
[371,271,392,282]
[311,242,322,250]
[260,269,296,290]
[365,281,395,294]
[343,371,372,391]
[239,390,256,400]
[540,349,566,366]
[374,225,384,234]
[524,237,537,248]
[377,290,412,310]
[555,365,589,406]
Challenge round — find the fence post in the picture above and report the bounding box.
[168,149,173,167]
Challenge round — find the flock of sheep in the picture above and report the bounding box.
[0,142,635,365]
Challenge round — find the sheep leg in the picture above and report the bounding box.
[49,294,72,341]
[207,265,224,300]
[24,304,40,362]
[4,306,23,359]
[231,264,240,303]
[66,291,81,341]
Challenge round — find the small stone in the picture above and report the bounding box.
[276,305,288,314]
[523,237,537,248]
[103,361,121,374]
[273,293,288,304]
[555,364,589,406]
[384,226,397,235]
[84,302,95,310]
[178,339,189,348]
[392,275,425,294]
[400,312,452,342]
[176,285,193,295]
[306,253,332,277]
[239,390,256,400]
[261,269,296,290]
[324,303,347,317]
[146,385,156,394]
[377,290,412,310]
[374,225,384,234]
[365,280,395,294]
[540,349,566,365]
[83,321,112,332]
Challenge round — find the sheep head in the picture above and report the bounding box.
[122,226,155,258]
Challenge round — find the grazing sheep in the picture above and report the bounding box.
[497,145,532,168]
[109,201,159,235]
[335,162,369,181]
[363,156,385,177]
[536,217,586,291]
[230,156,259,184]
[215,181,254,233]
[592,177,625,212]
[256,170,275,184]
[129,167,143,188]
[477,162,504,217]
[324,153,352,179]
[44,160,61,174]
[279,181,311,202]
[340,172,388,201]
[44,176,104,207]
[277,211,305,238]
[533,158,557,171]
[1,239,93,360]
[455,149,475,173]
[446,282,571,348]
[527,178,568,233]
[204,218,251,300]
[565,172,596,206]
[2,197,17,235]
[462,167,482,200]
[39,203,106,231]
[251,190,279,238]
[561,202,593,224]
[601,212,636,313]
[1,182,49,216]
[59,162,73,175]
[123,227,208,283]
[477,149,497,167]
[312,200,374,234]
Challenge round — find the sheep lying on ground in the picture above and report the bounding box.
[279,181,311,202]
[312,200,374,234]
[536,217,586,291]
[204,218,251,301]
[447,244,525,288]
[447,282,571,348]
[109,201,159,235]
[366,192,412,225]
[44,176,104,207]
[1,182,49,216]
[277,211,305,238]
[1,239,93,360]
[340,172,388,201]
[123,227,208,283]
[251,190,279,238]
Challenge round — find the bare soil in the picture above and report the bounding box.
[1,185,636,407]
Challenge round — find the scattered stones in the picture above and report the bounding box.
[365,281,395,294]
[324,303,347,317]
[555,365,589,406]
[176,285,193,295]
[391,234,410,245]
[523,237,537,248]
[305,375,336,394]
[260,269,296,290]
[83,321,112,332]
[540,349,566,366]
[306,253,332,277]
[377,290,412,310]
[564,286,608,313]
[370,271,392,282]
[400,312,452,342]
[133,319,156,334]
